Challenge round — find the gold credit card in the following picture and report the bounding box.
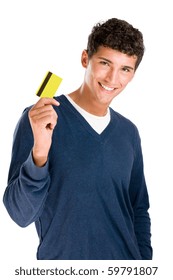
[36,71,62,98]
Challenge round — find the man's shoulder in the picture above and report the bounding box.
[110,107,137,131]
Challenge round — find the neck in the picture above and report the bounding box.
[68,86,109,117]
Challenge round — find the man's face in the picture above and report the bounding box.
[82,46,137,107]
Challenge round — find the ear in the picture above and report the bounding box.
[81,50,89,68]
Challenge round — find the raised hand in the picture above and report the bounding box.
[29,98,60,167]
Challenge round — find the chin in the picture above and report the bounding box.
[96,93,116,105]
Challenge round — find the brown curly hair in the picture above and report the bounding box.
[87,18,145,70]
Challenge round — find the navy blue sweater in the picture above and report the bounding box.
[3,95,152,260]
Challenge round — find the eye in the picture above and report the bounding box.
[122,67,133,73]
[122,67,130,72]
[100,60,109,66]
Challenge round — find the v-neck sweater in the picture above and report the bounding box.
[3,94,152,260]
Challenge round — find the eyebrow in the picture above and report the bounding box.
[97,56,135,70]
[98,57,113,64]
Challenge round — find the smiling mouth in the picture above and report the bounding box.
[99,82,116,91]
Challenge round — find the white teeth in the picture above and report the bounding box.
[100,83,115,91]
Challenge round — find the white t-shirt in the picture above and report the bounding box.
[65,94,110,134]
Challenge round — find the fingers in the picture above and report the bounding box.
[29,97,59,132]
[30,105,56,122]
[31,110,57,130]
[32,97,60,109]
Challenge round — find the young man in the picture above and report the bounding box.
[3,18,152,260]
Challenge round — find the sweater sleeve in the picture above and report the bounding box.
[129,128,153,260]
[3,109,51,227]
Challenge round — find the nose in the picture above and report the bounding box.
[105,69,121,86]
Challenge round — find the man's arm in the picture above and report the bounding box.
[3,98,59,227]
[129,129,153,260]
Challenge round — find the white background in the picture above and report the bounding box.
[0,0,172,279]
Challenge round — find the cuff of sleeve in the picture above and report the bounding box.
[22,151,49,180]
